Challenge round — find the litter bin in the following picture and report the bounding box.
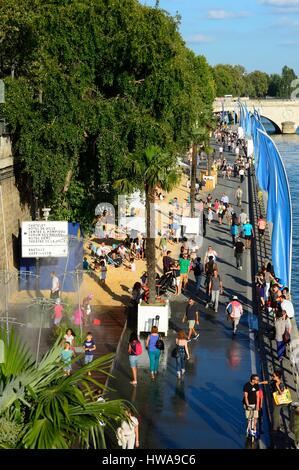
[289,401,299,449]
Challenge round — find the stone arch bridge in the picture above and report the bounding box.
[213,97,299,133]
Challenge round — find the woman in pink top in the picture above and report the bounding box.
[53,298,63,325]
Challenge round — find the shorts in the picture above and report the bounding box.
[180,273,188,282]
[244,404,258,419]
[175,277,180,286]
[245,235,252,240]
[129,355,139,368]
[258,229,265,236]
[85,355,93,364]
[188,320,195,329]
[54,317,62,325]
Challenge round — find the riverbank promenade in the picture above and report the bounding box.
[109,147,264,449]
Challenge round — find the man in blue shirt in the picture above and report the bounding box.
[243,220,254,250]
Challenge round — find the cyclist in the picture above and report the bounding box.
[242,374,260,437]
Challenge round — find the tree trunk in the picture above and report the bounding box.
[190,142,197,217]
[207,152,212,176]
[63,169,73,193]
[145,186,156,304]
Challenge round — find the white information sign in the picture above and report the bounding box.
[22,221,68,258]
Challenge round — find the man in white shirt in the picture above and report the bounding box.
[281,297,295,319]
[221,193,229,207]
[239,167,245,183]
[50,272,60,300]
[235,186,243,207]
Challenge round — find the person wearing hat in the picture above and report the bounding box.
[53,298,63,325]
[226,296,243,335]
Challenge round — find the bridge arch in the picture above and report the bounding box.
[260,115,282,134]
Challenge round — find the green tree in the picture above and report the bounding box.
[279,65,297,98]
[268,74,282,97]
[0,0,214,230]
[247,71,269,98]
[213,64,235,96]
[0,329,130,449]
[114,146,180,304]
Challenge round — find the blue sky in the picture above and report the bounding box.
[140,0,299,75]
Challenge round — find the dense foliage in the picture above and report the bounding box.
[0,329,130,449]
[213,64,298,99]
[0,0,215,229]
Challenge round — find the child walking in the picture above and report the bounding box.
[61,342,74,376]
[99,260,107,284]
[83,332,96,375]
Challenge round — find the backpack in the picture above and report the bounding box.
[131,340,142,356]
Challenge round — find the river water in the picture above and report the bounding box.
[271,134,299,324]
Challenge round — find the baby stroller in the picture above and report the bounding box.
[156,271,175,296]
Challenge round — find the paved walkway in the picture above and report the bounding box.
[109,151,262,449]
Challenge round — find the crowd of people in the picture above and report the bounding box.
[49,122,296,448]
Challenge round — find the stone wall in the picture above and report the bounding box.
[0,137,31,310]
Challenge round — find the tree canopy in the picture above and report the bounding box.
[0,0,215,229]
[213,63,298,99]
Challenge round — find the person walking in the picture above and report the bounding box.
[239,167,245,184]
[243,374,260,436]
[271,370,290,434]
[64,328,75,350]
[208,269,223,313]
[61,341,74,376]
[83,332,96,375]
[275,309,291,363]
[146,326,161,381]
[257,216,267,239]
[182,298,200,341]
[204,255,218,304]
[207,207,214,224]
[204,246,218,264]
[235,186,243,207]
[163,250,173,275]
[50,271,60,300]
[193,256,203,293]
[174,330,190,379]
[179,252,191,293]
[231,222,239,246]
[159,234,168,256]
[118,410,139,449]
[128,332,142,385]
[234,237,245,270]
[243,220,254,249]
[239,209,247,237]
[53,298,63,325]
[226,296,243,335]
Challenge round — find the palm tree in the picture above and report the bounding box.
[0,329,130,449]
[114,146,180,304]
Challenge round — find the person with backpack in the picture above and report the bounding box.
[226,296,243,335]
[193,256,203,293]
[145,326,161,381]
[128,331,142,385]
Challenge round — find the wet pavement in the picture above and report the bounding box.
[109,155,261,449]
